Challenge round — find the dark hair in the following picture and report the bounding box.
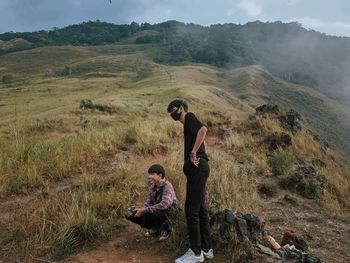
[148,164,165,179]
[167,99,188,113]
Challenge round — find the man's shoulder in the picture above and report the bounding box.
[163,180,175,190]
[185,112,197,124]
[186,112,196,119]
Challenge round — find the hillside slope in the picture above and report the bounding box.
[224,65,350,157]
[0,44,349,262]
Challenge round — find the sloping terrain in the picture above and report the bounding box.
[0,44,349,263]
[224,65,350,157]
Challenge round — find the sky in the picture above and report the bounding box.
[0,0,350,37]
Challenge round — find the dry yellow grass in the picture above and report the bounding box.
[1,44,350,262]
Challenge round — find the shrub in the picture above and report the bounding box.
[80,99,93,109]
[268,149,294,176]
[279,175,293,189]
[124,126,138,145]
[258,182,278,197]
[2,74,13,84]
[296,179,322,199]
[53,200,103,258]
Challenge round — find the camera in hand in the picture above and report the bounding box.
[125,206,137,220]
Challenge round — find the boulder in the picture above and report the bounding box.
[256,104,279,114]
[210,209,265,261]
[279,110,302,133]
[210,209,321,262]
[292,166,326,189]
[265,132,292,151]
[285,165,326,199]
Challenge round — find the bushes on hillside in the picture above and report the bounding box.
[2,74,13,84]
[268,149,294,176]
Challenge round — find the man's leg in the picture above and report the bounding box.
[199,161,211,251]
[129,214,146,227]
[144,210,169,230]
[185,161,209,255]
[130,210,169,230]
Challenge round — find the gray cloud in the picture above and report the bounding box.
[0,0,350,37]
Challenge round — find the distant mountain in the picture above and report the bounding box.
[1,20,349,105]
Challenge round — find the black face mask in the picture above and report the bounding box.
[170,109,181,121]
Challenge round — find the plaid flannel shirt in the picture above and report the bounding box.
[144,179,177,213]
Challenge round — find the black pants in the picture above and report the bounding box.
[129,209,171,231]
[185,159,211,255]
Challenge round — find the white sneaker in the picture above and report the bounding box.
[203,248,214,259]
[175,248,204,263]
[144,228,158,237]
[159,229,171,241]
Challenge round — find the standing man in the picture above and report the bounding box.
[167,99,214,263]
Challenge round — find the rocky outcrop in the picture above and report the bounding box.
[255,104,302,133]
[210,209,322,262]
[282,165,326,199]
[265,132,292,151]
[80,99,118,114]
[256,103,279,114]
[278,109,302,133]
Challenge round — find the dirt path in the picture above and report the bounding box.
[65,223,170,263]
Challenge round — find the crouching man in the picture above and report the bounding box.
[125,164,177,241]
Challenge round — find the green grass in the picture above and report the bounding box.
[267,148,294,176]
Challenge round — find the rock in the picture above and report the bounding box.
[279,110,302,133]
[210,209,266,262]
[276,246,321,263]
[265,132,292,151]
[286,165,327,199]
[80,99,118,114]
[256,103,280,114]
[243,213,265,242]
[210,209,321,263]
[210,209,264,244]
[256,244,282,260]
[293,166,326,189]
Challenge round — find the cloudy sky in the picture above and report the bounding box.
[1,0,350,37]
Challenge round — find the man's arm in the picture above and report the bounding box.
[191,126,207,166]
[143,183,175,214]
[192,126,207,153]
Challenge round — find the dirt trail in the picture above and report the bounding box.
[65,223,170,263]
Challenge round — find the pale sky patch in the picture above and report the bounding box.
[237,0,262,17]
[291,16,350,37]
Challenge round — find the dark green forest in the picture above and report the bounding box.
[1,20,349,103]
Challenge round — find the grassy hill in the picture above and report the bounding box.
[0,43,349,262]
[1,20,350,105]
[224,65,350,157]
